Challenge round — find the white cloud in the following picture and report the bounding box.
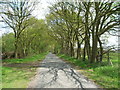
[107,35,118,46]
[32,0,54,19]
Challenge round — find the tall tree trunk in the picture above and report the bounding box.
[75,34,81,59]
[90,2,100,63]
[85,31,91,61]
[84,3,91,62]
[98,36,103,62]
[77,42,81,59]
[14,37,18,58]
[90,36,98,63]
[82,42,86,61]
[66,41,70,55]
[70,42,74,57]
[86,39,91,61]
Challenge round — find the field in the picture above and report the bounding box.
[58,52,119,88]
[2,52,47,88]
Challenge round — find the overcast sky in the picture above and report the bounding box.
[0,0,118,47]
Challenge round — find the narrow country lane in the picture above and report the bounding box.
[28,53,100,89]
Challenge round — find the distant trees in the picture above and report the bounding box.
[47,1,119,63]
[18,18,52,57]
[46,2,84,57]
[0,0,37,58]
[2,33,15,53]
[1,17,53,59]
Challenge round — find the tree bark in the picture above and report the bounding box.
[82,42,86,61]
[90,36,98,63]
[98,36,103,62]
[70,42,74,57]
[14,38,18,58]
[77,42,81,59]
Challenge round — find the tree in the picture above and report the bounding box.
[47,2,85,58]
[89,2,119,63]
[47,1,119,63]
[0,0,37,58]
[2,33,15,53]
[19,18,53,57]
[1,17,54,59]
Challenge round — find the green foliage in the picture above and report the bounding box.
[1,1,119,88]
[1,17,54,58]
[47,2,119,63]
[2,33,15,53]
[18,17,54,56]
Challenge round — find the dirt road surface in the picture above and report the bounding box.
[28,53,101,89]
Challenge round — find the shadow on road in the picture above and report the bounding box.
[28,53,99,89]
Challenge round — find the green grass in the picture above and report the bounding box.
[2,67,36,88]
[58,52,119,88]
[87,65,118,88]
[3,52,47,64]
[2,52,47,88]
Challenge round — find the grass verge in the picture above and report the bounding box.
[58,53,118,88]
[2,52,47,88]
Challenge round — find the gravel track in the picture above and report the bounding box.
[28,53,101,89]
